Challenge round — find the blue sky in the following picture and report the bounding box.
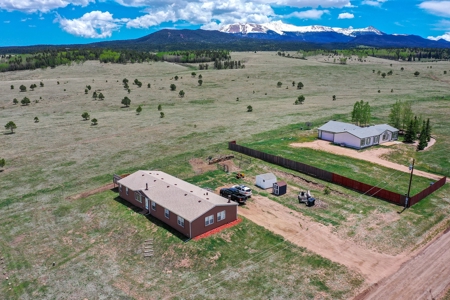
[0,0,449,46]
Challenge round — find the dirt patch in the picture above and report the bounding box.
[218,159,240,173]
[290,140,442,180]
[189,158,217,175]
[66,183,115,201]
[237,195,408,284]
[11,234,26,247]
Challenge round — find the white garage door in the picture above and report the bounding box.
[321,131,334,142]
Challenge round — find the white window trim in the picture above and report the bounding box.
[205,215,214,226]
[177,216,184,228]
[217,210,226,222]
[164,208,170,219]
[151,201,156,211]
[126,187,128,195]
[360,139,365,146]
[119,184,122,192]
[135,192,142,203]
[366,137,370,145]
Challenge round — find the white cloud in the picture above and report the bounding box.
[57,11,127,38]
[127,0,274,29]
[0,0,93,13]
[3,20,10,23]
[338,12,354,19]
[362,0,387,6]
[259,0,351,8]
[287,9,330,19]
[428,32,450,41]
[419,1,450,17]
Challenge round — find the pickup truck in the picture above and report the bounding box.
[219,187,247,205]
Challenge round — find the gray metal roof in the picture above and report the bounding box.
[118,171,237,222]
[256,173,276,180]
[318,121,360,133]
[319,121,398,139]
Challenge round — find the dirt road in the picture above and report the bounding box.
[357,227,450,300]
[238,196,408,284]
[290,140,442,181]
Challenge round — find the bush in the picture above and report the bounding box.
[247,105,253,112]
[324,186,331,195]
[170,84,176,91]
[136,105,142,115]
[34,117,39,123]
[160,112,165,118]
[21,97,30,105]
[13,98,18,105]
[158,104,162,111]
[19,85,26,92]
[179,90,185,98]
[277,81,282,88]
[295,95,305,105]
[414,71,420,77]
[82,112,90,120]
[91,118,98,125]
[10,85,14,90]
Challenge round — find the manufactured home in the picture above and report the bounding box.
[317,121,399,149]
[114,171,238,239]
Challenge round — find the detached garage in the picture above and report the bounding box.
[255,173,277,189]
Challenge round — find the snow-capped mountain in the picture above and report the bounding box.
[219,21,384,37]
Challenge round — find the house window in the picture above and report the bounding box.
[119,184,122,192]
[135,192,142,203]
[382,133,388,140]
[177,216,184,227]
[366,137,371,145]
[393,132,398,139]
[126,187,128,195]
[205,215,214,226]
[151,201,156,211]
[217,211,226,222]
[164,208,170,219]
[374,136,379,144]
[360,139,365,147]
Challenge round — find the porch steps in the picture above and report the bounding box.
[143,238,154,257]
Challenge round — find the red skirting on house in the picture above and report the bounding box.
[193,218,243,241]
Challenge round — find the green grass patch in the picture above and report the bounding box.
[188,99,215,105]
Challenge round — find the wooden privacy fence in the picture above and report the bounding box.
[228,141,446,207]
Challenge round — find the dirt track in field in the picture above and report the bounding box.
[356,226,450,300]
[290,139,443,181]
[238,196,408,284]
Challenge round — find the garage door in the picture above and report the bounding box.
[321,131,334,142]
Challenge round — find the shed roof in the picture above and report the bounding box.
[118,171,237,222]
[319,121,399,139]
[256,173,276,180]
[275,181,287,187]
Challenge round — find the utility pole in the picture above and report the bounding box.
[406,158,415,208]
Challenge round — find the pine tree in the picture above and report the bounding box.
[404,120,415,143]
[388,100,402,129]
[425,118,431,142]
[417,121,428,150]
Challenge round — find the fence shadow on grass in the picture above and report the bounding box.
[112,195,188,242]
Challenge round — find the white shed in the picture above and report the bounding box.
[255,173,277,189]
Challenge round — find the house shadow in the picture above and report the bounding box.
[112,195,188,242]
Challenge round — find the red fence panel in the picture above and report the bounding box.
[409,176,447,207]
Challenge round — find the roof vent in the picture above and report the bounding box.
[206,198,209,200]
[142,174,144,176]
[167,185,169,188]
[190,191,193,193]
[154,179,156,182]
[161,178,164,180]
[198,200,201,203]
[174,183,177,186]
[185,194,187,196]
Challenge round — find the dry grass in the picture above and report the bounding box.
[1,52,450,298]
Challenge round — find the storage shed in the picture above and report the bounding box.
[273,181,287,196]
[255,173,277,189]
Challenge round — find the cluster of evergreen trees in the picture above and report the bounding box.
[388,100,432,150]
[0,49,237,73]
[351,100,371,126]
[213,59,244,70]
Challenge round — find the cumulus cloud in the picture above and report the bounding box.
[260,0,351,8]
[57,11,127,38]
[4,20,10,23]
[287,9,329,19]
[362,0,387,6]
[127,0,274,29]
[338,12,354,19]
[0,0,93,13]
[428,32,450,41]
[419,1,450,17]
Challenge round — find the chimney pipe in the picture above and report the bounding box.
[146,183,148,190]
[228,195,231,203]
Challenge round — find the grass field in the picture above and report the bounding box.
[1,51,450,298]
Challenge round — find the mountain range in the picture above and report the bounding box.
[218,21,450,48]
[1,22,449,53]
